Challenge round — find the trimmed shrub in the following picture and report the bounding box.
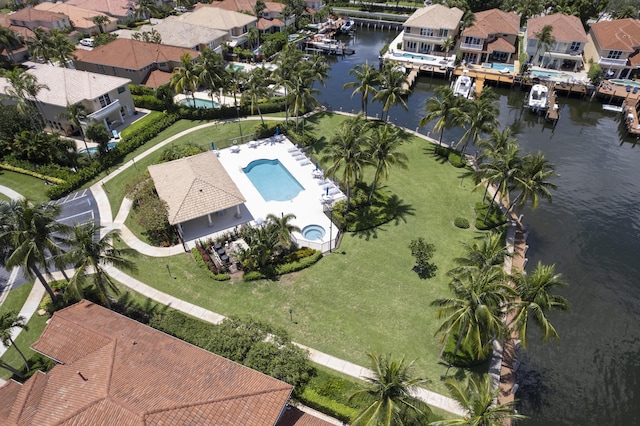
[298,388,357,423]
[0,163,65,184]
[132,94,166,110]
[448,150,466,168]
[190,247,231,281]
[242,270,266,281]
[242,250,322,281]
[454,217,470,229]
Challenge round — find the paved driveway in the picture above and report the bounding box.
[53,188,100,227]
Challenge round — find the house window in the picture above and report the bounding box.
[420,43,430,53]
[439,29,448,37]
[98,94,111,108]
[528,38,537,48]
[117,86,125,94]
[405,27,411,34]
[420,28,435,37]
[464,36,481,45]
[570,41,581,51]
[405,41,417,50]
[607,50,623,60]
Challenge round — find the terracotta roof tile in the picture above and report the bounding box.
[590,18,640,52]
[148,151,246,225]
[276,407,336,426]
[463,8,519,38]
[34,3,116,31]
[258,17,285,30]
[142,69,172,88]
[404,4,464,30]
[0,381,22,423]
[487,37,516,53]
[199,0,284,13]
[65,0,133,19]
[9,8,67,23]
[74,38,198,71]
[527,14,588,43]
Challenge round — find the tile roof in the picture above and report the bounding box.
[404,4,464,30]
[142,69,173,88]
[199,0,284,13]
[276,407,335,426]
[487,37,516,53]
[177,5,257,30]
[74,38,198,70]
[34,3,116,31]
[463,8,519,38]
[0,300,295,425]
[527,14,588,43]
[0,63,131,107]
[148,150,247,225]
[590,18,640,52]
[9,8,68,23]
[258,17,285,30]
[138,17,228,49]
[0,14,35,39]
[65,0,133,19]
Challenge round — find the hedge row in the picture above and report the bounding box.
[298,388,357,423]
[190,247,230,281]
[0,163,65,184]
[243,250,323,281]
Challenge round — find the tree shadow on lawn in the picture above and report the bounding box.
[349,194,415,241]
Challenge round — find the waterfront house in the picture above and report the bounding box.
[0,63,134,134]
[458,8,519,65]
[525,14,588,72]
[583,18,640,80]
[65,0,135,21]
[34,2,118,36]
[181,5,258,48]
[137,18,230,52]
[73,38,199,86]
[401,4,464,55]
[197,0,291,34]
[0,300,331,425]
[0,15,31,63]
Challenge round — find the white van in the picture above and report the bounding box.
[80,38,94,47]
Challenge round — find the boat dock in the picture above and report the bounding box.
[402,68,419,92]
[545,88,559,123]
[622,98,640,137]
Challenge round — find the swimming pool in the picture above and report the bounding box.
[482,63,515,73]
[392,52,440,63]
[179,98,220,109]
[79,141,117,155]
[610,79,640,88]
[531,69,570,79]
[302,224,325,240]
[243,159,304,202]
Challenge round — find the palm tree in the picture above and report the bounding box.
[510,151,557,212]
[242,67,273,124]
[197,47,227,106]
[0,27,23,63]
[510,262,569,348]
[476,128,518,202]
[225,65,248,108]
[0,312,30,371]
[254,0,266,19]
[28,28,54,65]
[419,86,464,144]
[92,15,110,33]
[58,102,91,158]
[49,29,76,67]
[367,123,408,202]
[266,213,300,252]
[477,141,521,223]
[170,53,200,106]
[272,45,302,122]
[534,24,555,66]
[458,88,499,154]
[431,375,526,425]
[343,62,381,118]
[307,54,330,89]
[3,67,49,132]
[247,26,259,50]
[0,199,68,303]
[290,72,319,131]
[350,353,432,426]
[431,268,514,362]
[448,232,509,280]
[321,115,370,211]
[136,0,155,20]
[440,36,455,58]
[56,223,135,308]
[373,64,408,121]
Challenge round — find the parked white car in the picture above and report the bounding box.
[80,38,94,47]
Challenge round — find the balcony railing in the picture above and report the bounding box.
[87,99,121,121]
[598,57,628,67]
[460,42,483,51]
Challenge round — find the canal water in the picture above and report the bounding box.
[317,28,640,425]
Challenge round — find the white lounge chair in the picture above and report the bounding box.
[248,140,258,148]
[287,145,300,153]
[300,160,312,166]
[328,186,341,195]
[230,145,240,153]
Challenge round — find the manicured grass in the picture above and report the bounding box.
[104,119,263,218]
[0,193,9,201]
[116,112,487,394]
[0,308,49,380]
[0,170,49,203]
[0,281,34,316]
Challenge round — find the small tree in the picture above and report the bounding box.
[409,238,437,279]
[84,122,111,155]
[588,62,604,86]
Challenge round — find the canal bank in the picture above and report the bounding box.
[317,26,640,425]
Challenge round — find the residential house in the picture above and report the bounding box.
[0,63,135,134]
[401,4,464,55]
[34,3,118,36]
[7,7,71,32]
[0,15,31,63]
[458,8,519,65]
[73,38,199,86]
[137,18,230,52]
[0,300,333,425]
[305,0,323,12]
[525,14,588,72]
[197,0,291,34]
[185,4,258,46]
[584,18,640,79]
[65,0,135,21]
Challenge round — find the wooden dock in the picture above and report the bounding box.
[545,88,559,123]
[622,98,640,137]
[452,66,516,88]
[402,68,419,92]
[475,76,484,97]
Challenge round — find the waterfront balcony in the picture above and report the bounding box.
[598,57,628,67]
[460,42,483,51]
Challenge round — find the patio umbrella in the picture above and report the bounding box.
[315,162,319,170]
[326,187,329,196]
[211,141,215,150]
[275,126,279,136]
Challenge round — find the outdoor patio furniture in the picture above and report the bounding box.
[220,254,229,262]
[287,145,299,152]
[217,248,226,256]
[300,159,312,166]
[248,140,258,148]
[312,169,324,178]
[214,243,222,250]
[230,145,240,153]
[112,129,120,139]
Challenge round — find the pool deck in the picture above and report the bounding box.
[185,137,345,252]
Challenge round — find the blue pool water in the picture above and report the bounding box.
[393,52,440,63]
[302,224,325,240]
[482,62,515,73]
[610,79,640,88]
[243,159,304,202]
[531,69,570,79]
[179,98,220,109]
[79,141,117,155]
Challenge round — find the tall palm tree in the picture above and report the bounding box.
[272,45,302,122]
[475,128,518,202]
[136,0,155,20]
[56,223,135,308]
[28,28,54,65]
[440,36,455,58]
[247,26,259,50]
[534,24,555,66]
[510,262,569,348]
[0,27,23,63]
[0,199,68,303]
[197,47,227,106]
[477,141,521,223]
[225,65,248,108]
[510,151,557,212]
[49,29,76,67]
[3,67,49,132]
[350,352,432,426]
[373,64,409,121]
[366,123,408,202]
[242,67,273,124]
[170,53,201,106]
[431,375,526,425]
[419,85,464,144]
[448,232,509,280]
[458,88,499,154]
[290,72,319,131]
[321,115,370,211]
[344,62,381,118]
[307,54,330,89]
[0,312,29,371]
[266,213,300,252]
[58,102,91,158]
[92,15,110,33]
[432,268,514,362]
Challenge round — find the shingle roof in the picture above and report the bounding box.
[0,300,294,425]
[590,18,640,52]
[9,8,67,23]
[178,5,257,30]
[148,150,247,225]
[74,38,198,71]
[527,14,587,43]
[462,8,519,38]
[404,4,464,30]
[34,3,116,31]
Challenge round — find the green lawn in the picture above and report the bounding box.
[0,308,48,380]
[0,281,34,316]
[104,119,263,218]
[0,170,49,203]
[115,112,487,394]
[0,193,9,202]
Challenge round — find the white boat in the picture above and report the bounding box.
[341,19,355,33]
[528,84,549,111]
[452,70,474,99]
[602,104,624,113]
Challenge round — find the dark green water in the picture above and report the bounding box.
[317,28,640,425]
